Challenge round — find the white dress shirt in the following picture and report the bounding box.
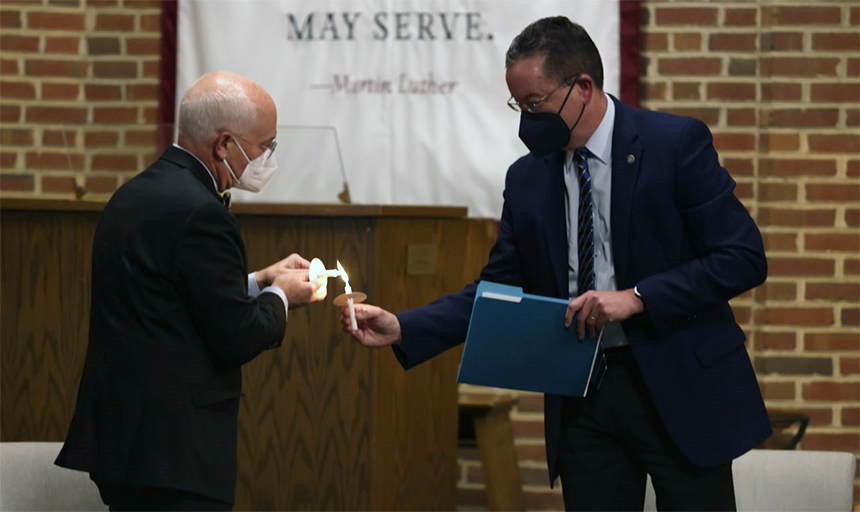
[172,144,289,315]
[563,98,628,348]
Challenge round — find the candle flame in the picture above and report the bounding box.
[336,260,349,283]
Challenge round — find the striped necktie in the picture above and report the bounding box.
[574,147,607,393]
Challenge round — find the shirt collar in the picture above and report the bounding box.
[172,143,221,193]
[565,95,615,167]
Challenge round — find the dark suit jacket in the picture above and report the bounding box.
[394,96,771,484]
[55,146,287,504]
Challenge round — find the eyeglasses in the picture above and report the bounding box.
[507,76,578,114]
[233,134,277,160]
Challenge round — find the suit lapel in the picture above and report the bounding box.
[609,96,642,289]
[159,145,221,201]
[542,150,568,299]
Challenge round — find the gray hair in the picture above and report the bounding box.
[177,76,257,145]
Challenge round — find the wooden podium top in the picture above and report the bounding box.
[0,198,468,219]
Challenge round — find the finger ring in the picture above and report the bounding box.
[589,315,596,321]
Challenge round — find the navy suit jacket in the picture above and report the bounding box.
[394,96,771,484]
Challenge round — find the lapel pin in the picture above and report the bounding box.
[627,154,635,165]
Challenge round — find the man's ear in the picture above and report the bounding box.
[577,75,595,105]
[214,132,231,161]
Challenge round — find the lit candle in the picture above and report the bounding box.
[337,260,358,331]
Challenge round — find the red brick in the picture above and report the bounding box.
[515,394,544,414]
[762,6,841,26]
[658,58,721,76]
[41,83,79,100]
[91,154,138,171]
[802,434,860,453]
[26,106,87,124]
[95,14,134,31]
[724,158,754,177]
[806,233,860,253]
[759,134,800,153]
[727,109,756,127]
[48,0,81,6]
[757,307,834,326]
[707,83,756,101]
[724,8,756,27]
[26,152,84,171]
[844,309,859,327]
[126,37,160,55]
[673,33,701,52]
[0,80,36,99]
[125,0,163,8]
[672,82,699,100]
[760,32,804,52]
[758,332,796,350]
[762,233,798,252]
[1,58,19,75]
[126,84,157,101]
[754,282,797,302]
[768,257,836,277]
[44,37,79,55]
[41,176,77,194]
[27,12,85,31]
[87,0,118,7]
[806,283,860,302]
[730,58,760,76]
[759,381,795,400]
[87,37,120,55]
[763,109,839,128]
[847,209,859,228]
[512,420,544,438]
[126,129,157,146]
[84,84,122,101]
[25,59,88,78]
[644,33,668,52]
[848,161,860,177]
[812,33,860,51]
[843,408,860,426]
[84,131,119,148]
[803,382,860,401]
[852,7,860,26]
[0,174,34,191]
[656,7,717,26]
[92,107,136,124]
[842,359,860,377]
[84,176,118,194]
[761,57,839,77]
[142,106,158,123]
[0,105,21,123]
[806,184,860,203]
[734,181,753,200]
[713,133,755,152]
[140,14,160,32]
[0,34,39,52]
[811,83,860,103]
[142,60,158,78]
[760,158,837,177]
[0,128,33,147]
[759,182,797,202]
[1,10,22,29]
[808,135,860,154]
[805,332,860,352]
[93,61,137,78]
[758,208,835,227]
[710,33,756,52]
[661,107,719,125]
[848,109,859,128]
[850,58,860,77]
[847,259,860,276]
[42,129,76,147]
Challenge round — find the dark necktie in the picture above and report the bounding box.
[220,191,231,210]
[574,148,607,393]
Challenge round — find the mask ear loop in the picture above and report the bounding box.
[557,77,587,135]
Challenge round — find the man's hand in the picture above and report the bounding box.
[564,289,644,339]
[256,253,311,288]
[340,304,402,347]
[273,272,326,308]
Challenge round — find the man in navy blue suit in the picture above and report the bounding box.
[342,17,770,511]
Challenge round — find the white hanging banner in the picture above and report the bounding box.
[177,0,621,218]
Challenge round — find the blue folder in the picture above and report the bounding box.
[457,281,602,397]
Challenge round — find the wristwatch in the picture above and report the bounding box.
[633,286,643,300]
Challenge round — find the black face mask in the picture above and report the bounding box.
[518,78,587,157]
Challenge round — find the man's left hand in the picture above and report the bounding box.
[257,253,311,288]
[564,289,644,339]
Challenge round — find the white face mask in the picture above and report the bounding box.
[223,137,277,193]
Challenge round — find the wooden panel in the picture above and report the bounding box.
[235,216,376,511]
[0,211,97,442]
[370,218,465,511]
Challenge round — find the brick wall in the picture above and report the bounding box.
[0,0,161,197]
[1,1,857,510]
[458,1,859,510]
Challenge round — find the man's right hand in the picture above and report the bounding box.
[340,304,402,347]
[273,271,326,308]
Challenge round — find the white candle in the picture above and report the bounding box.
[338,261,358,331]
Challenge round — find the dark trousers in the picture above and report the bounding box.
[95,480,232,511]
[557,346,736,511]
